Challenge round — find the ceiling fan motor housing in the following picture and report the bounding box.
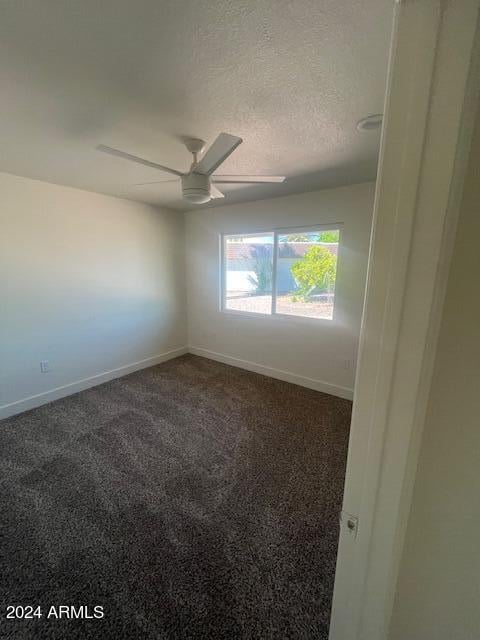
[181,173,211,203]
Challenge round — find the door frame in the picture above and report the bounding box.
[329,2,480,639]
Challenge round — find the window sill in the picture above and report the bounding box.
[219,308,335,324]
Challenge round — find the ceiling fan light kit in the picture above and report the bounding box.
[96,133,286,204]
[181,173,211,204]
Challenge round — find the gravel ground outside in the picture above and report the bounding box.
[226,294,334,319]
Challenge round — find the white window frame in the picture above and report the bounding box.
[220,223,343,322]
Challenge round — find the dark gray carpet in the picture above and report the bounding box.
[0,354,351,639]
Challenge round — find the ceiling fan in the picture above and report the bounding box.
[96,133,286,204]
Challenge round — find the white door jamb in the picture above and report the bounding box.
[329,2,480,639]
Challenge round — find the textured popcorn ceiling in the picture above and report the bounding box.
[0,1,393,210]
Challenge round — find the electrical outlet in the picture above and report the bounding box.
[342,358,351,370]
[40,360,50,373]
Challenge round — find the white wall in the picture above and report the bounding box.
[0,172,187,417]
[389,103,480,640]
[186,183,375,399]
[1,178,373,416]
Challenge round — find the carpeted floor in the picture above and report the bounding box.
[0,354,351,639]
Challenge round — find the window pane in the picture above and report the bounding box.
[224,233,274,314]
[275,230,339,320]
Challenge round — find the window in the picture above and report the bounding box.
[222,227,340,320]
[223,233,274,314]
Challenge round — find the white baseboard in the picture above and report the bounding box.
[0,346,188,420]
[188,346,354,400]
[1,344,352,420]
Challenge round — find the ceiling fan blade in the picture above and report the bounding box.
[134,180,179,185]
[97,145,183,177]
[194,133,242,176]
[210,184,225,199]
[212,175,286,183]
